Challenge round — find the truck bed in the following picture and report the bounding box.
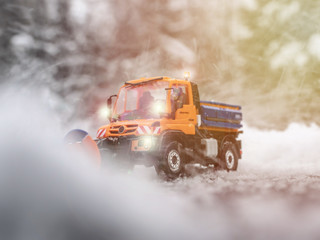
[200,101,242,130]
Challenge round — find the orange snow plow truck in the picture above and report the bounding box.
[67,75,243,178]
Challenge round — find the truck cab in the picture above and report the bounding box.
[96,76,242,179]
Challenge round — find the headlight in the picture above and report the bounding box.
[151,101,165,115]
[138,136,153,149]
[98,105,111,120]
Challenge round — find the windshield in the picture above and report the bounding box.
[113,81,169,121]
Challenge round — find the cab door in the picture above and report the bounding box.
[162,83,197,135]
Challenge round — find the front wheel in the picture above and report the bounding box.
[155,141,185,179]
[221,142,238,171]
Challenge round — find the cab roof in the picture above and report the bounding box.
[125,76,187,86]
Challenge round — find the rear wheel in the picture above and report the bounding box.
[221,142,238,171]
[155,141,185,179]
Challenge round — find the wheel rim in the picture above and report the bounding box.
[225,150,234,169]
[168,150,181,173]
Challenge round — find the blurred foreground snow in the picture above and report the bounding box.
[1,88,320,240]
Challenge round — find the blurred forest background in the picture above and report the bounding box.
[0,0,320,130]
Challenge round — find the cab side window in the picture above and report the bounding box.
[171,84,189,112]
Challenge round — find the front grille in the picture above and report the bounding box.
[109,124,138,135]
[126,129,136,133]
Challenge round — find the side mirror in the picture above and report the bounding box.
[107,98,112,108]
[106,95,117,121]
[107,95,117,108]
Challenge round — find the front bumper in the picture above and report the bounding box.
[97,136,160,166]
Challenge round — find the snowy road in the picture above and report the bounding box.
[130,165,320,239]
[163,171,320,239]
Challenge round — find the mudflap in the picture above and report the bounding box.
[64,129,101,166]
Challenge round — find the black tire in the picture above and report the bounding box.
[154,163,165,179]
[155,141,185,179]
[221,142,238,171]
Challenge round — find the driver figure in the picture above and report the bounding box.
[139,91,154,111]
[171,87,185,112]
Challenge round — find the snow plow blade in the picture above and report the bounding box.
[64,129,101,165]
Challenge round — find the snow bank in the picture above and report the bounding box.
[242,123,320,173]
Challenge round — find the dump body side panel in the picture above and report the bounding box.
[200,101,243,131]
